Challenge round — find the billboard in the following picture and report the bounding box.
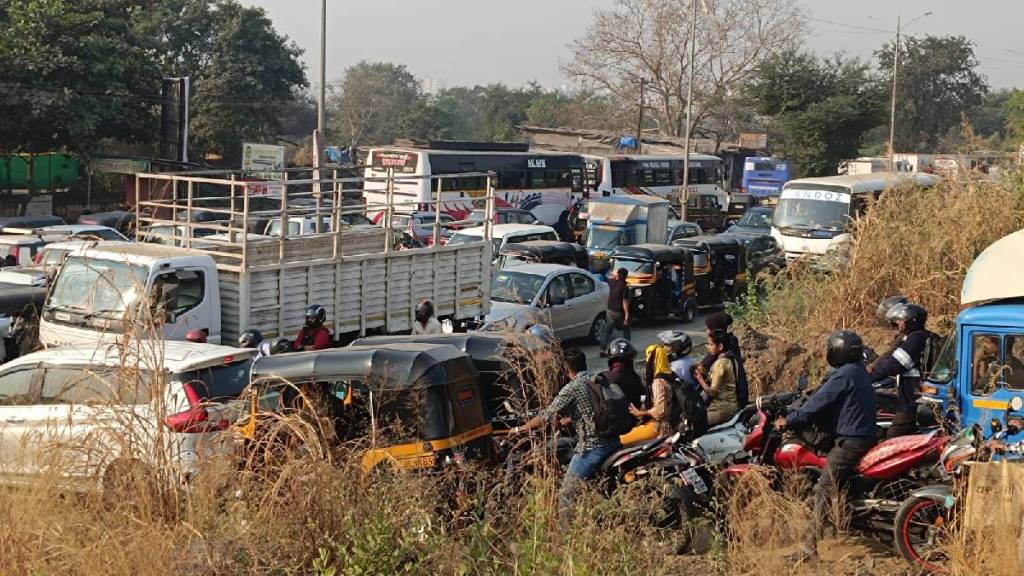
[242,143,285,180]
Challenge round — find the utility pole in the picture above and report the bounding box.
[681,0,699,221]
[637,79,646,155]
[888,10,932,171]
[313,0,327,192]
[888,12,900,172]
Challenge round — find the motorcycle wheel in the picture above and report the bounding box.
[894,495,950,574]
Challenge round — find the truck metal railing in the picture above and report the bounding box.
[134,170,496,272]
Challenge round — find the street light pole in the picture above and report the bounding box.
[888,10,932,171]
[681,0,699,221]
[318,0,326,137]
[637,79,646,155]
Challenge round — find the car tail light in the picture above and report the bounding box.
[164,381,228,434]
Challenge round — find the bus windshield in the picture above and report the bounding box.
[774,193,852,231]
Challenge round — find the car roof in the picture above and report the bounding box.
[3,341,254,373]
[454,223,556,238]
[498,262,582,277]
[0,235,55,245]
[42,224,117,233]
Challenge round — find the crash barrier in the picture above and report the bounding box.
[964,461,1024,568]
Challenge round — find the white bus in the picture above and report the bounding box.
[772,172,939,261]
[363,143,584,225]
[587,154,728,210]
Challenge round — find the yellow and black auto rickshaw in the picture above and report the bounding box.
[609,244,698,323]
[236,342,493,473]
[671,235,748,306]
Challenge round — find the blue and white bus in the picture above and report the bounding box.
[741,157,790,198]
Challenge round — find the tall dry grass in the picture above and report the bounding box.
[758,171,1024,346]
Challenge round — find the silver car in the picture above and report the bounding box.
[484,263,609,342]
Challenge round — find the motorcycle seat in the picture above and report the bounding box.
[704,405,757,435]
[599,437,665,471]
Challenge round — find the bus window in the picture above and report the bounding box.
[498,171,525,188]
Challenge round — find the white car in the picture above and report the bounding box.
[448,223,559,265]
[41,224,129,242]
[0,341,254,489]
[484,263,609,342]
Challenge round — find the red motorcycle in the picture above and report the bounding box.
[723,379,947,535]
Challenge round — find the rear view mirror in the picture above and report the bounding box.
[797,375,808,391]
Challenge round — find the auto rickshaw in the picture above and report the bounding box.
[352,332,555,431]
[609,244,698,322]
[672,235,748,306]
[237,343,493,473]
[497,240,588,270]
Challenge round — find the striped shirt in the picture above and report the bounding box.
[543,371,620,453]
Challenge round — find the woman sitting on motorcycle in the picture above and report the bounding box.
[695,329,738,427]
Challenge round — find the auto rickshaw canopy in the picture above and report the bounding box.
[499,240,588,268]
[0,286,46,315]
[611,243,691,265]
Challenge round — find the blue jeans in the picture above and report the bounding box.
[559,441,621,519]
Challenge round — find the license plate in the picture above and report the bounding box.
[682,468,707,494]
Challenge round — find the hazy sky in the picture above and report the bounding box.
[243,0,1022,89]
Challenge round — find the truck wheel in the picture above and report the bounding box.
[894,495,950,574]
[588,313,608,344]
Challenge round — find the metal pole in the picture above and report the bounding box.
[318,0,326,137]
[637,79,645,155]
[888,12,900,172]
[681,0,698,221]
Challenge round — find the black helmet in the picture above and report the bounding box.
[305,304,326,327]
[270,336,291,355]
[826,330,864,368]
[238,329,263,348]
[886,303,927,332]
[876,295,909,323]
[607,338,637,364]
[658,329,692,360]
[526,323,557,345]
[415,300,434,323]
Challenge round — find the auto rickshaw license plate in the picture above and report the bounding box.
[682,468,707,494]
[414,455,435,468]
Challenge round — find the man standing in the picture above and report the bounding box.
[870,303,932,438]
[777,330,877,562]
[293,304,332,351]
[511,348,622,518]
[601,267,631,356]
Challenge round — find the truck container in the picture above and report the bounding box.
[584,194,670,274]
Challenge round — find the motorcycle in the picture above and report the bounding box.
[722,376,947,536]
[893,397,1024,573]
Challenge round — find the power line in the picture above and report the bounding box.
[805,15,892,34]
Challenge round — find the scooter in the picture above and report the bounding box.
[722,376,948,536]
[893,397,1024,573]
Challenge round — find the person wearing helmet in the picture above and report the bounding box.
[777,330,877,562]
[870,303,933,438]
[603,338,643,409]
[292,304,332,351]
[412,299,442,335]
[659,329,698,389]
[270,336,292,355]
[239,328,272,360]
[876,295,909,324]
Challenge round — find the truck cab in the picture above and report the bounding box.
[39,243,222,347]
[920,230,1024,444]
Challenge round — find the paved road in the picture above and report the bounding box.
[571,310,714,369]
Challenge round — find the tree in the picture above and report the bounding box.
[328,61,429,148]
[0,0,159,189]
[876,35,987,152]
[1004,89,1024,145]
[564,0,803,138]
[143,0,307,164]
[747,50,885,176]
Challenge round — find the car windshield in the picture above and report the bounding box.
[774,196,851,231]
[447,232,482,246]
[737,210,772,228]
[491,270,545,304]
[612,258,653,274]
[47,256,148,318]
[587,228,625,250]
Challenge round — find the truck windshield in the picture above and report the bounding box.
[586,228,625,250]
[47,256,148,318]
[774,195,851,231]
[929,332,957,384]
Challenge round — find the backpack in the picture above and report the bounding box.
[662,372,707,438]
[586,373,634,438]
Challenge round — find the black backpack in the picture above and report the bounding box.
[662,372,707,438]
[587,373,634,438]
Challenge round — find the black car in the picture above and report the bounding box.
[725,206,774,237]
[726,231,785,276]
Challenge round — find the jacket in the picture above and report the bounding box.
[787,362,877,439]
[870,330,931,414]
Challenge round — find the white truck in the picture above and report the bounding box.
[38,170,495,347]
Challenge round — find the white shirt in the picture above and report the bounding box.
[412,317,443,335]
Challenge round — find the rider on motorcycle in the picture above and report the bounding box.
[777,330,878,562]
[870,303,932,438]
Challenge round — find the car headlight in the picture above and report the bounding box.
[633,288,643,297]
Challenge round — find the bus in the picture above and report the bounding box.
[771,173,939,261]
[741,156,790,197]
[588,154,728,211]
[363,142,584,225]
